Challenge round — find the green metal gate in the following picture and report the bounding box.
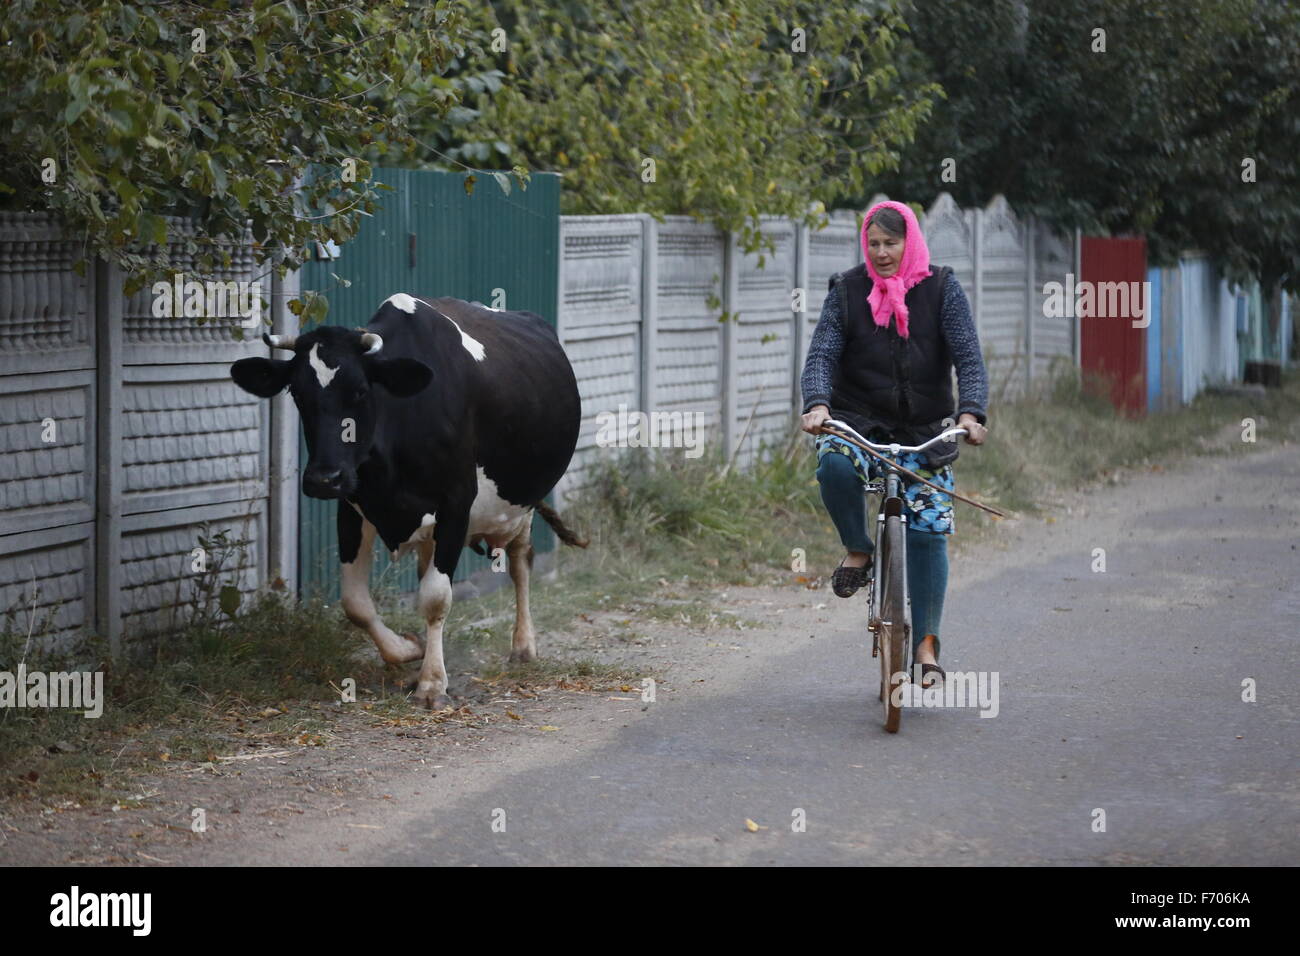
[296,168,561,599]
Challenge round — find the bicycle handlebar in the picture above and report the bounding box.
[820,418,968,455]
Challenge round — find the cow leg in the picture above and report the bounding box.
[339,506,422,663]
[506,521,538,662]
[411,505,470,709]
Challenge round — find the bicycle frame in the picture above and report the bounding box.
[867,469,907,661]
[820,419,968,672]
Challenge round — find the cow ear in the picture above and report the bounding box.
[231,357,293,397]
[370,357,432,397]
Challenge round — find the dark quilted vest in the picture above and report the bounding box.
[828,263,959,468]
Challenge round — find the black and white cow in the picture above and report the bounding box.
[230,293,584,708]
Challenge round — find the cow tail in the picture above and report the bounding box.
[535,502,589,549]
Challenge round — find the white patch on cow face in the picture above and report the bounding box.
[308,343,338,388]
[385,292,418,313]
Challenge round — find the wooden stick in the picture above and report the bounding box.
[817,422,1009,519]
[722,382,765,478]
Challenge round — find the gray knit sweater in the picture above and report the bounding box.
[800,270,989,426]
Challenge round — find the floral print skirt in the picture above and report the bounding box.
[814,433,956,535]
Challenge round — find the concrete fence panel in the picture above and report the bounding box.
[0,213,271,655]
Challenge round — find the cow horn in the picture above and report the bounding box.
[359,331,383,355]
[263,332,297,350]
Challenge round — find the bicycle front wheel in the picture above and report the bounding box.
[878,513,908,733]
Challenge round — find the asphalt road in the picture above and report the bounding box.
[165,433,1298,867]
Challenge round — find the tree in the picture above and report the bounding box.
[868,0,1300,308]
[0,0,482,290]
[457,0,942,254]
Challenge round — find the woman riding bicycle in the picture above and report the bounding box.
[799,200,989,687]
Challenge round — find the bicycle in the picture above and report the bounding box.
[818,418,968,733]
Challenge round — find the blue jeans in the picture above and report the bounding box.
[816,450,949,660]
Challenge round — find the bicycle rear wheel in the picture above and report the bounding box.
[878,513,908,733]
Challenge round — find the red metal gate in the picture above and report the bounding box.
[1079,236,1148,416]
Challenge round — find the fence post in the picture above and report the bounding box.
[721,230,740,460]
[972,207,984,343]
[93,258,123,656]
[268,266,300,593]
[1160,264,1181,411]
[640,214,659,418]
[792,219,810,414]
[1073,227,1083,373]
[1025,214,1036,392]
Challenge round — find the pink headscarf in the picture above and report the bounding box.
[861,200,932,339]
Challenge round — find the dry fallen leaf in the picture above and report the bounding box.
[506,710,521,721]
[539,725,559,732]
[744,818,767,832]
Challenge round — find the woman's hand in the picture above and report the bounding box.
[801,404,831,434]
[958,412,988,445]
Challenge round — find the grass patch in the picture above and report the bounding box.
[950,360,1300,549]
[0,592,402,805]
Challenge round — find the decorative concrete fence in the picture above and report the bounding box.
[0,212,288,655]
[7,196,1280,634]
[554,192,1078,503]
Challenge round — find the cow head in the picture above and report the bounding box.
[231,326,432,499]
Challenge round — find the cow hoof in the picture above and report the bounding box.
[508,648,537,664]
[411,683,451,710]
[380,633,424,664]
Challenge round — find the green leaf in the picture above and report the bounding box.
[231,176,253,207]
[202,152,227,196]
[219,48,237,84]
[492,171,511,195]
[306,293,329,324]
[218,585,241,618]
[64,95,90,124]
